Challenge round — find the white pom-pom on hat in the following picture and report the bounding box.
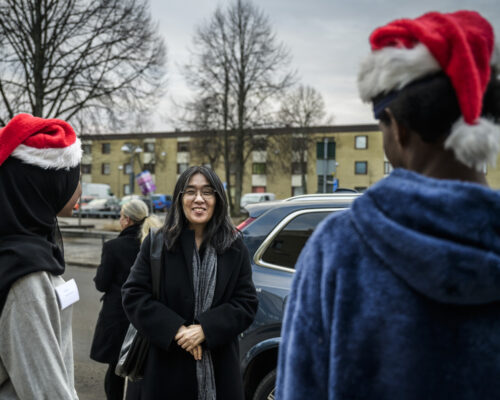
[445,118,500,172]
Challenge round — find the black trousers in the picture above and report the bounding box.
[104,362,125,400]
[125,379,142,400]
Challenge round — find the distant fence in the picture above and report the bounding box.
[73,210,120,219]
[60,228,118,245]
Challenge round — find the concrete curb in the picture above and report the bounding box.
[67,261,99,268]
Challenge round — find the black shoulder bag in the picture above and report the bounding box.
[115,228,163,382]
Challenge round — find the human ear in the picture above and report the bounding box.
[385,108,408,147]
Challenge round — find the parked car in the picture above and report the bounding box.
[119,194,142,207]
[80,197,120,218]
[240,192,276,208]
[119,194,154,212]
[283,192,362,202]
[238,194,359,400]
[73,195,95,211]
[151,193,172,212]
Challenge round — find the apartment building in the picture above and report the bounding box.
[80,125,500,199]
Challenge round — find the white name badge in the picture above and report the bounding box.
[55,279,80,310]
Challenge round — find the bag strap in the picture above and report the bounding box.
[149,228,163,299]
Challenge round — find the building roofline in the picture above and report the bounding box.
[79,124,379,140]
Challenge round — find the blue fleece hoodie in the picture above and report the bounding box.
[276,169,500,400]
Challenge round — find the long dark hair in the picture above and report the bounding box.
[162,166,238,253]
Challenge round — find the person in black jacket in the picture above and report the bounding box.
[122,166,258,400]
[90,199,161,400]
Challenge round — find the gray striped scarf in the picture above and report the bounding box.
[192,244,217,400]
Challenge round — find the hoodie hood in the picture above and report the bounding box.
[351,169,500,305]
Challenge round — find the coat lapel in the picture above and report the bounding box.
[180,229,195,295]
[212,250,237,305]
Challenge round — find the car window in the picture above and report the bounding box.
[261,211,331,269]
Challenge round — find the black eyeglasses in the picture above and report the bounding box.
[182,188,217,199]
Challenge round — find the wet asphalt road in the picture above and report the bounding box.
[64,262,107,399]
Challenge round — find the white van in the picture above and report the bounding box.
[240,192,276,207]
[81,183,112,199]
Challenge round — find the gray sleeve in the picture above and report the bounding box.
[0,274,78,400]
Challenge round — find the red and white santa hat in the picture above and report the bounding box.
[358,10,500,171]
[0,113,82,170]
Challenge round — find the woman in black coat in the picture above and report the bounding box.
[90,199,161,400]
[122,166,258,400]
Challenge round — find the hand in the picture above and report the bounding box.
[175,324,206,352]
[175,325,188,338]
[189,345,203,361]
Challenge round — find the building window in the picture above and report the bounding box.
[123,184,131,195]
[177,142,190,152]
[355,135,368,149]
[81,164,92,174]
[355,161,368,175]
[291,161,307,175]
[292,186,305,196]
[82,144,92,154]
[124,163,132,175]
[144,142,155,153]
[292,137,307,151]
[102,143,111,154]
[253,138,267,151]
[143,163,155,174]
[252,186,266,193]
[317,175,334,193]
[177,163,189,174]
[252,162,266,175]
[316,141,335,159]
[229,162,237,175]
[101,163,110,175]
[384,161,393,175]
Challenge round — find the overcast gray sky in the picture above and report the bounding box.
[148,0,500,130]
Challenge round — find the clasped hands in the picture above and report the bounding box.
[175,324,205,361]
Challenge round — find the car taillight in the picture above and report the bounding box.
[237,217,256,231]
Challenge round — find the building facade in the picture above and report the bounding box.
[80,125,500,200]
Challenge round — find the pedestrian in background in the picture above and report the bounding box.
[122,166,258,399]
[277,10,500,400]
[0,114,82,399]
[90,199,162,400]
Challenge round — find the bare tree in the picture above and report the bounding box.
[183,0,295,215]
[0,0,166,131]
[178,96,226,169]
[273,85,331,194]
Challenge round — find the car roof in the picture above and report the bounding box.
[283,193,362,202]
[243,196,359,219]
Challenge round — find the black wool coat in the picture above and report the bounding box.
[122,229,258,400]
[90,224,142,364]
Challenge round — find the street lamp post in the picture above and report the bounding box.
[121,144,142,194]
[117,165,123,197]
